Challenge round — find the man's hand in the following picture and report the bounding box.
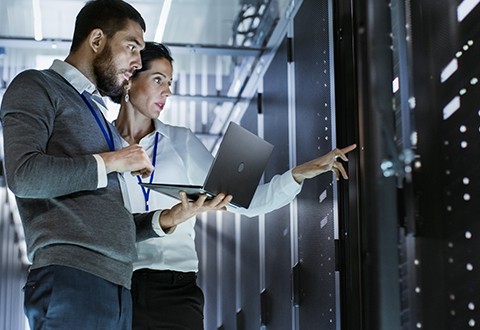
[159,192,233,231]
[99,144,154,178]
[291,144,357,183]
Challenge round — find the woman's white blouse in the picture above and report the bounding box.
[122,119,302,272]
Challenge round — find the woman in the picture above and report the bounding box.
[114,42,356,329]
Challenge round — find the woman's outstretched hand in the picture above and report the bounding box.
[291,144,357,183]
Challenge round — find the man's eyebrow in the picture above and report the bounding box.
[127,37,145,48]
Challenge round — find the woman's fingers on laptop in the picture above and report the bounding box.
[213,194,233,209]
[176,191,232,217]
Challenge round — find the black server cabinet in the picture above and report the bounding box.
[221,212,238,330]
[262,37,293,329]
[197,0,344,328]
[294,0,339,328]
[198,212,219,329]
[238,100,262,330]
[408,0,480,328]
[0,190,28,330]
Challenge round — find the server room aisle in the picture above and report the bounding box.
[2,0,478,329]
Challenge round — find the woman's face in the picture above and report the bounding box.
[129,57,173,119]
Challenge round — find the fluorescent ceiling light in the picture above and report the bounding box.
[32,0,43,41]
[443,96,460,120]
[154,0,172,42]
[440,58,458,83]
[392,76,399,93]
[457,0,480,22]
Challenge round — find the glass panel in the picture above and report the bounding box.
[162,0,290,48]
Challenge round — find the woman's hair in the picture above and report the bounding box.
[110,42,174,104]
[70,0,146,52]
[134,42,174,74]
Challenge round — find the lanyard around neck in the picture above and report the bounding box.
[137,131,160,212]
[80,93,115,151]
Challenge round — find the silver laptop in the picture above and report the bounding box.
[140,121,274,208]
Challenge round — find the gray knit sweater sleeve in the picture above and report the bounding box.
[1,69,98,197]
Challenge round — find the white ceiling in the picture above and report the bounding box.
[0,0,240,44]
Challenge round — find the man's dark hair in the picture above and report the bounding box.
[70,0,146,52]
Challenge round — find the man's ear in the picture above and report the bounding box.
[88,28,106,53]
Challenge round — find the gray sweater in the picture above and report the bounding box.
[0,67,157,289]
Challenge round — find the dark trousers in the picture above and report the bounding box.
[131,269,204,330]
[24,265,132,330]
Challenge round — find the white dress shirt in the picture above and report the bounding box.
[122,119,302,272]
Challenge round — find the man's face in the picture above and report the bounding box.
[93,19,145,98]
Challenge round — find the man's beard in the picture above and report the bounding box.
[93,43,126,99]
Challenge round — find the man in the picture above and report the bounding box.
[0,1,229,329]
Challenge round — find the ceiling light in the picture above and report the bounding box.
[32,0,43,41]
[154,0,172,42]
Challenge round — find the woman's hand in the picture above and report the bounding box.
[291,144,357,183]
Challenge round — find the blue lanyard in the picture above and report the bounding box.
[80,93,115,151]
[137,132,159,211]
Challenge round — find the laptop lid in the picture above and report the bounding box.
[201,121,274,208]
[140,122,274,208]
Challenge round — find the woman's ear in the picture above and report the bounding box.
[88,28,105,54]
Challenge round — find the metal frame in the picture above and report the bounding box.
[334,0,403,328]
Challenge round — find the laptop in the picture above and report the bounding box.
[140,121,274,208]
